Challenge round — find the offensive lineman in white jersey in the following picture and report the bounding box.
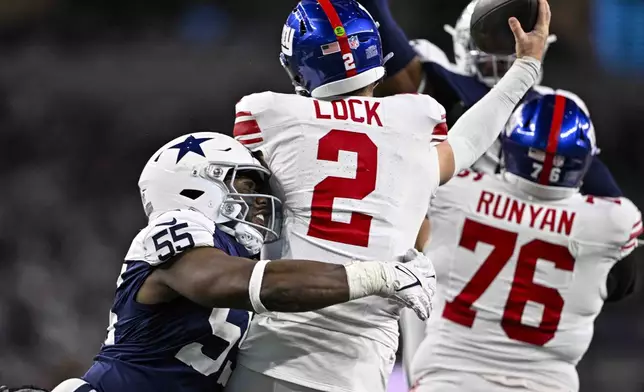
[374,0,637,377]
[409,95,642,392]
[225,0,552,391]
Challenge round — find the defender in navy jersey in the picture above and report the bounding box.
[51,132,436,392]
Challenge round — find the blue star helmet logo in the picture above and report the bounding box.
[168,135,213,163]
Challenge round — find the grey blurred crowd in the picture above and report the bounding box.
[0,0,642,390]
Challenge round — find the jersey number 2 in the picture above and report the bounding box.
[443,219,575,346]
[307,129,377,247]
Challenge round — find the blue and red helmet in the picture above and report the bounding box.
[502,94,595,190]
[279,0,388,98]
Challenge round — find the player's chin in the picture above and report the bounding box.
[249,211,269,227]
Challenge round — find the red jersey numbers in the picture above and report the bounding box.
[456,169,484,181]
[443,219,575,346]
[307,129,377,247]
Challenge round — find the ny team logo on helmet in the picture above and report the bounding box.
[502,94,595,191]
[280,0,390,98]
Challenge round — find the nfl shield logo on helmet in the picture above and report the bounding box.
[348,35,360,49]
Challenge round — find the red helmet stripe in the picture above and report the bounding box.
[539,94,566,185]
[317,0,358,77]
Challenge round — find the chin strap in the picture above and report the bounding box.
[234,223,264,255]
[216,222,264,256]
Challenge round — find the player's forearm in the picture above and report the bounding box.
[605,255,637,302]
[179,259,349,312]
[415,218,430,252]
[257,260,350,312]
[445,57,541,178]
[250,260,399,313]
[171,249,390,312]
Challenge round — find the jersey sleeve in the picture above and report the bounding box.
[415,94,448,146]
[233,92,276,153]
[126,210,216,267]
[615,199,643,258]
[572,197,643,260]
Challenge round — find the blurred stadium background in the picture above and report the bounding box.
[0,0,642,390]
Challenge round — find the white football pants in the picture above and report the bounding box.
[225,365,324,392]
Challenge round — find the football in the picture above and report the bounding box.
[470,0,539,55]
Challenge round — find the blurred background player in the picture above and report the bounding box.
[226,0,551,391]
[407,94,642,392]
[52,131,435,392]
[360,0,622,199]
[0,386,50,392]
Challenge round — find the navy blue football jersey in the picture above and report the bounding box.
[83,210,252,392]
[410,39,622,197]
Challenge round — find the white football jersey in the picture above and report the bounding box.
[411,170,642,391]
[233,91,447,392]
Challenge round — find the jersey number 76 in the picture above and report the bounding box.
[307,129,377,247]
[443,219,575,346]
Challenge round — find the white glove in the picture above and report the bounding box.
[343,248,436,320]
[386,249,436,320]
[401,248,437,283]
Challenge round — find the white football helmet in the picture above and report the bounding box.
[444,0,557,87]
[139,132,282,254]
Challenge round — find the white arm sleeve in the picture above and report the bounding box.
[447,57,541,175]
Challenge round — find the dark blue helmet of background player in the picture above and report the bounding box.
[502,94,595,193]
[279,0,389,98]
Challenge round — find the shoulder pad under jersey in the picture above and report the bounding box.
[125,209,216,266]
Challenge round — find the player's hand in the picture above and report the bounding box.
[387,249,436,320]
[401,248,436,281]
[509,0,551,61]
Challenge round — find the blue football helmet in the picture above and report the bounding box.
[279,0,388,98]
[502,94,595,193]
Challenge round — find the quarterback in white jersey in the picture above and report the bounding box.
[225,0,552,391]
[233,91,442,392]
[409,95,642,392]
